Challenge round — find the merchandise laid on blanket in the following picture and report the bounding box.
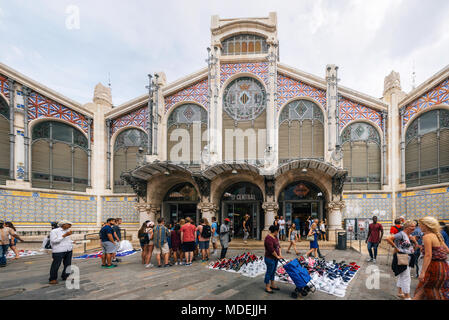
[6,250,44,259]
[207,252,266,278]
[74,240,137,260]
[276,256,361,298]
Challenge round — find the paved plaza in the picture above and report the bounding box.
[0,246,418,300]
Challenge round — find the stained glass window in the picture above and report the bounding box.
[222,34,268,56]
[223,77,267,122]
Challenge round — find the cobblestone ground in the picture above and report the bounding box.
[0,248,418,300]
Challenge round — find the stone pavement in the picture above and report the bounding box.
[0,247,418,300]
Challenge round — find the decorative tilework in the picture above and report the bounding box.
[342,193,393,220]
[28,92,90,134]
[111,106,148,134]
[339,97,383,130]
[102,196,139,223]
[0,74,10,99]
[164,79,209,113]
[277,74,327,111]
[396,187,449,221]
[221,63,269,87]
[403,78,449,127]
[0,189,97,224]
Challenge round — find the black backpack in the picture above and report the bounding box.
[201,225,212,238]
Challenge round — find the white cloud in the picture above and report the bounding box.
[0,0,448,104]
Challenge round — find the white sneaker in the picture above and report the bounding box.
[373,259,376,263]
[367,258,373,262]
[145,263,154,268]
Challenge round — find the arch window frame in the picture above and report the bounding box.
[166,104,208,166]
[31,120,89,191]
[222,34,268,56]
[405,109,449,187]
[113,128,148,193]
[341,122,382,190]
[278,99,325,163]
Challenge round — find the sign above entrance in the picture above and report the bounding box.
[280,181,324,201]
[223,193,257,201]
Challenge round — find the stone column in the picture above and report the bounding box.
[136,203,160,226]
[327,201,345,241]
[262,202,279,238]
[197,202,218,222]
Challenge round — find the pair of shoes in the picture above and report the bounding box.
[49,280,58,285]
[186,263,192,266]
[157,265,162,268]
[265,289,274,294]
[367,258,373,262]
[112,258,122,263]
[105,264,117,269]
[164,264,171,267]
[145,263,153,268]
[270,286,280,291]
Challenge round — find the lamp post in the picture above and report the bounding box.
[146,74,155,155]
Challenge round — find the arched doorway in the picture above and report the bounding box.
[162,182,200,225]
[279,181,326,237]
[220,182,264,240]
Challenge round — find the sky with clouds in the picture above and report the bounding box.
[0,0,448,106]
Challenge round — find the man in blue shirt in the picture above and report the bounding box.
[100,218,118,268]
[211,217,219,255]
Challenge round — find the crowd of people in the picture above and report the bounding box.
[365,215,449,300]
[136,216,233,268]
[2,212,448,300]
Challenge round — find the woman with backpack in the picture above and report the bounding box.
[138,221,150,264]
[197,218,211,262]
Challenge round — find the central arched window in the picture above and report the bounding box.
[0,97,10,185]
[114,128,148,193]
[405,109,449,187]
[167,104,207,165]
[31,121,88,191]
[341,122,381,190]
[222,77,267,163]
[222,34,268,56]
[278,100,324,163]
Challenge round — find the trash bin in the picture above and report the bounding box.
[337,232,347,250]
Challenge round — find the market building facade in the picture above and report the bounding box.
[1,13,448,239]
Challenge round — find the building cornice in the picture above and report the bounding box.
[0,62,93,117]
[399,64,449,108]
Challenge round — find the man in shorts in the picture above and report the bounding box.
[180,217,196,266]
[153,218,171,267]
[210,217,219,255]
[100,218,117,268]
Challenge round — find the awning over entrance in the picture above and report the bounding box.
[131,161,195,180]
[274,159,346,179]
[202,163,260,180]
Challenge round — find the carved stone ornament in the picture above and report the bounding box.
[120,171,147,199]
[332,172,348,196]
[93,83,112,106]
[262,202,279,212]
[264,175,276,197]
[197,202,218,213]
[193,175,211,199]
[383,71,401,94]
[327,201,345,211]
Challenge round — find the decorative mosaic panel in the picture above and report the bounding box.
[0,189,96,225]
[277,74,327,111]
[164,79,209,113]
[342,193,393,221]
[221,63,269,88]
[396,187,449,222]
[0,74,10,99]
[111,106,147,135]
[403,77,449,127]
[339,97,383,130]
[28,92,90,134]
[102,196,139,224]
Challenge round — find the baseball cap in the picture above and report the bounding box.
[147,221,155,227]
[224,218,231,222]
